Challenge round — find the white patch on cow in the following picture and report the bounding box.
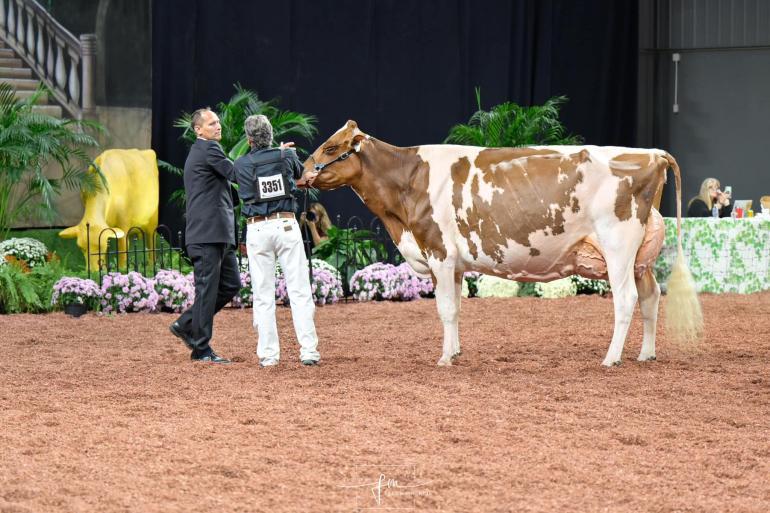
[397,230,430,277]
[474,160,512,204]
[417,145,483,261]
[609,159,642,171]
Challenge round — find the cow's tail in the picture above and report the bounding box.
[661,152,703,343]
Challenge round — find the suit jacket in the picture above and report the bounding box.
[183,138,236,245]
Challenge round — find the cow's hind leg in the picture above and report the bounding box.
[452,272,462,360]
[432,265,460,366]
[600,232,642,367]
[636,269,660,362]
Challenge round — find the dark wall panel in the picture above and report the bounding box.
[152,0,639,235]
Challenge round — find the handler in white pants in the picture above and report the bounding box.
[246,214,319,365]
[234,114,320,366]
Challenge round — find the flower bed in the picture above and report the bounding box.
[99,272,159,314]
[349,262,432,301]
[154,269,195,312]
[51,277,101,309]
[0,237,48,269]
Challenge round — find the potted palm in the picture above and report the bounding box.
[445,88,582,147]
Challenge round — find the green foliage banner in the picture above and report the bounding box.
[654,217,770,294]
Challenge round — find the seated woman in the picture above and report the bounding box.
[300,202,333,245]
[687,177,732,217]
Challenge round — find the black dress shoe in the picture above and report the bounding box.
[191,351,231,364]
[301,359,319,366]
[169,322,194,350]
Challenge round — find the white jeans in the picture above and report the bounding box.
[246,217,319,362]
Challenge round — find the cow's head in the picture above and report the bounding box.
[302,120,368,190]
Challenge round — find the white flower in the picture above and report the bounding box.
[476,275,520,298]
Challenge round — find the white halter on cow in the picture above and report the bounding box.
[302,120,702,367]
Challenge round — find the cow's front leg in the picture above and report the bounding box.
[432,265,460,366]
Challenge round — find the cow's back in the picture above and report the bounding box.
[415,144,667,280]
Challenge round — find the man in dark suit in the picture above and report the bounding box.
[169,108,241,364]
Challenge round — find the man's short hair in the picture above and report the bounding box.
[244,114,273,149]
[190,108,212,130]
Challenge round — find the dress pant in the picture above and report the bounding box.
[246,217,320,363]
[176,243,241,356]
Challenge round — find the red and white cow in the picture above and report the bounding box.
[302,121,702,366]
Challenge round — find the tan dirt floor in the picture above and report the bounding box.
[1,292,769,513]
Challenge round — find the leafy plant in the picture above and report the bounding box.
[311,226,387,289]
[160,83,319,209]
[0,83,106,240]
[30,259,67,308]
[0,259,43,313]
[445,88,582,148]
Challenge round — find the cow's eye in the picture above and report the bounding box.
[324,146,338,154]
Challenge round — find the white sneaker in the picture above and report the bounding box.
[259,359,279,368]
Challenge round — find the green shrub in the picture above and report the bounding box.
[0,261,43,313]
[446,88,582,147]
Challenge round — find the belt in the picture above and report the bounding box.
[246,211,295,224]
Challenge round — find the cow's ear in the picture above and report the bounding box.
[352,132,366,152]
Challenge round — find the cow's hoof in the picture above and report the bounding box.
[602,359,622,367]
[637,354,657,362]
[437,357,453,367]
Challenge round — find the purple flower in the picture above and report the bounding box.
[51,277,101,309]
[153,269,194,313]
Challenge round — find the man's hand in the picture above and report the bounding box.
[279,141,296,149]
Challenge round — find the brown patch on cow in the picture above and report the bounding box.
[474,148,560,185]
[349,140,448,262]
[529,248,541,257]
[404,151,448,261]
[451,157,478,259]
[609,154,667,224]
[451,148,583,263]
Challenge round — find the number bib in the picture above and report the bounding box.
[255,173,292,202]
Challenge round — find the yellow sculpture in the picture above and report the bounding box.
[60,149,159,271]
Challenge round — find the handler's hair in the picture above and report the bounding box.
[244,114,273,149]
[190,107,212,130]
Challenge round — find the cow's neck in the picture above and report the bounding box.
[351,139,422,242]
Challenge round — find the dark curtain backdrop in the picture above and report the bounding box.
[152,0,638,237]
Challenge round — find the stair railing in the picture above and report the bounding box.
[0,0,95,119]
